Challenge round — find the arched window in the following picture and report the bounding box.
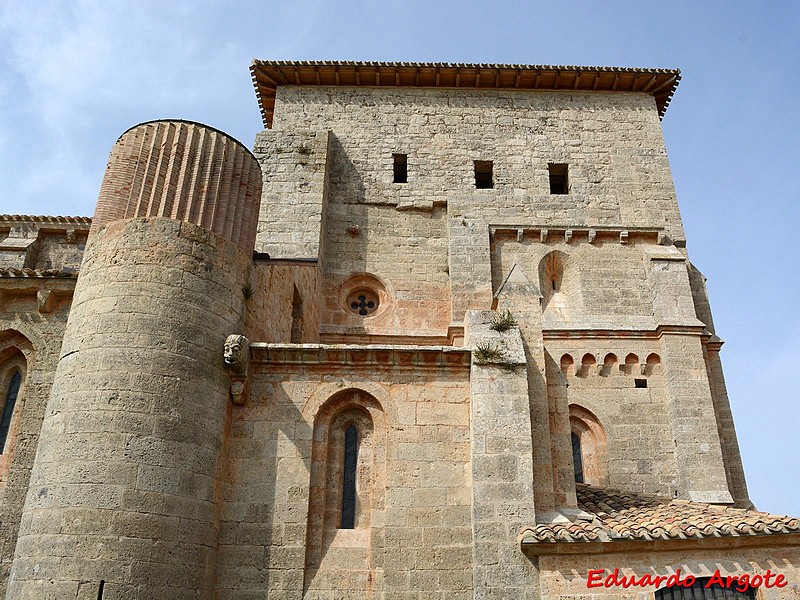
[571,431,584,483]
[305,389,385,593]
[655,576,756,599]
[569,405,608,486]
[0,370,21,453]
[340,425,358,529]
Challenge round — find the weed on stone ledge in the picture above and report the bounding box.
[489,309,517,332]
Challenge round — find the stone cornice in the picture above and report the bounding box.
[543,324,707,340]
[490,224,669,246]
[250,343,471,369]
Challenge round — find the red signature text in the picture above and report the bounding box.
[586,568,787,592]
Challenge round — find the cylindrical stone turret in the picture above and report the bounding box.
[7,121,261,599]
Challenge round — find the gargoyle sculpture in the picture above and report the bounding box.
[224,334,250,405]
[223,334,249,376]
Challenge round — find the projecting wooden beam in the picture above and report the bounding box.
[257,69,280,86]
[641,74,658,91]
[274,66,289,84]
[650,75,678,94]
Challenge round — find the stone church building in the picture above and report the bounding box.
[0,61,798,599]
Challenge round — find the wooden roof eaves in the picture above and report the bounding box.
[250,60,681,128]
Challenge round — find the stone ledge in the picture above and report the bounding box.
[250,343,471,368]
[490,224,668,246]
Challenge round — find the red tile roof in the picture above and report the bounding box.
[521,484,800,546]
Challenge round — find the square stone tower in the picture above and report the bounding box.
[0,61,798,599]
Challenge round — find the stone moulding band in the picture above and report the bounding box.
[251,343,471,368]
[489,225,668,245]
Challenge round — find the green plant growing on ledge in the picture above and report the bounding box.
[474,342,506,365]
[489,309,517,332]
[474,341,521,373]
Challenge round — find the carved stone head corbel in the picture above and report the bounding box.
[224,334,250,375]
[224,334,250,405]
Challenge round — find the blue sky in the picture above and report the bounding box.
[1,1,798,516]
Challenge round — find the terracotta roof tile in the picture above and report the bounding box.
[0,215,91,224]
[0,267,77,278]
[521,484,800,545]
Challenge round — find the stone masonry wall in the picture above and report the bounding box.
[269,86,686,339]
[545,339,676,498]
[215,349,472,600]
[320,204,452,340]
[492,235,661,328]
[245,261,322,344]
[272,88,684,243]
[254,130,331,261]
[0,217,90,597]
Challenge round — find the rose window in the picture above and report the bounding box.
[347,290,379,316]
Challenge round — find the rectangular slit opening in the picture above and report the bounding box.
[549,163,568,194]
[393,153,407,183]
[474,160,493,189]
[634,378,648,388]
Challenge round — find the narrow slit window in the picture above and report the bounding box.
[340,425,359,528]
[393,153,407,183]
[548,163,568,194]
[474,161,493,189]
[0,370,21,453]
[290,286,303,343]
[571,431,584,483]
